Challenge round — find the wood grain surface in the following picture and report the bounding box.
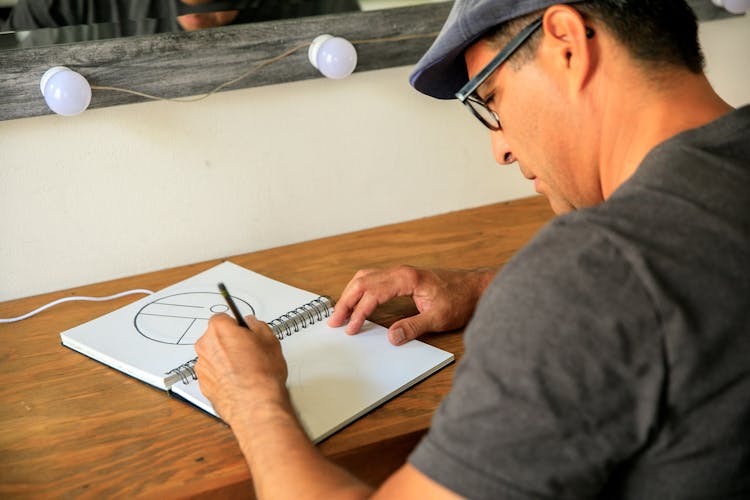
[0,196,553,498]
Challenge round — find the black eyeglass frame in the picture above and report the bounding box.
[455,16,544,131]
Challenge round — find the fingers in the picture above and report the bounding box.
[345,293,380,335]
[328,267,420,334]
[245,315,276,340]
[388,313,431,345]
[327,269,374,328]
[195,313,233,357]
[327,289,364,328]
[195,313,288,423]
[195,314,273,370]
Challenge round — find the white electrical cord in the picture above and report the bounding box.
[0,289,154,323]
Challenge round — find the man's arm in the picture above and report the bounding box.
[195,314,460,500]
[328,266,497,344]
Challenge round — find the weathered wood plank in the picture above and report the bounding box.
[0,3,451,121]
[0,1,739,122]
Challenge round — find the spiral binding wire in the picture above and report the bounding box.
[166,358,198,387]
[268,296,333,340]
[164,296,333,387]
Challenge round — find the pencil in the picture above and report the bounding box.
[217,282,250,329]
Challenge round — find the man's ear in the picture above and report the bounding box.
[539,4,596,93]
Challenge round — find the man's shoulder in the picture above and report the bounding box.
[475,210,660,344]
[630,105,750,214]
[500,209,639,285]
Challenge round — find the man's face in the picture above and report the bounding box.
[177,0,239,31]
[464,39,597,214]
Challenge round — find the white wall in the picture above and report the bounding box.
[1,14,748,302]
[0,66,534,301]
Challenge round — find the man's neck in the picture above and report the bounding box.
[596,70,732,198]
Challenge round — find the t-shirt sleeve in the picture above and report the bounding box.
[409,219,665,500]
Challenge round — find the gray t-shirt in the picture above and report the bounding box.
[410,106,750,499]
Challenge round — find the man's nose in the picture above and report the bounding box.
[491,132,515,165]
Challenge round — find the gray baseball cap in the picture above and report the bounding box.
[409,0,579,99]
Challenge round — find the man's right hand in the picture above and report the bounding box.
[327,265,497,345]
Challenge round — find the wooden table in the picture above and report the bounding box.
[0,196,552,498]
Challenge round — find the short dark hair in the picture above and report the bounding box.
[486,0,705,74]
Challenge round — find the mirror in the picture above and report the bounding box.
[0,1,453,121]
[0,1,444,49]
[0,0,737,122]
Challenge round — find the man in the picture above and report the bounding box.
[195,0,750,498]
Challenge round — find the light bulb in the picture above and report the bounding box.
[723,0,750,13]
[40,66,92,116]
[308,35,357,79]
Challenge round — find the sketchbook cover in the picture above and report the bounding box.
[60,261,455,442]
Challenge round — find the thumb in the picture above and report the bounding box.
[388,314,430,345]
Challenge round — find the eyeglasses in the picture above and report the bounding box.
[455,17,543,131]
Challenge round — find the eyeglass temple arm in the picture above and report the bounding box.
[455,17,543,102]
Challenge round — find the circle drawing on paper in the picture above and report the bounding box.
[134,292,255,345]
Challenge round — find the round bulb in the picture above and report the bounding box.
[308,35,357,79]
[40,66,92,116]
[723,0,750,12]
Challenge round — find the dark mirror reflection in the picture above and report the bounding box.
[0,0,361,48]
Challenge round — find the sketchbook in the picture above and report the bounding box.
[60,261,454,443]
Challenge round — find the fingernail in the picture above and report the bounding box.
[391,328,405,345]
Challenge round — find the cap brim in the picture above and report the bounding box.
[408,0,580,100]
[409,39,477,100]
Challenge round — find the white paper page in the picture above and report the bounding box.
[282,322,454,442]
[172,320,454,443]
[60,261,320,388]
[170,380,218,417]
